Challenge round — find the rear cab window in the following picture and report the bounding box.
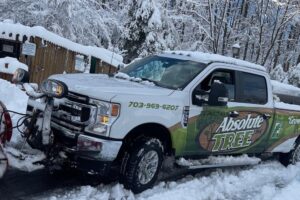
[236,72,268,105]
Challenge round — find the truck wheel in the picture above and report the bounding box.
[279,141,300,166]
[120,137,164,193]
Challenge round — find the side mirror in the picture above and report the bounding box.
[208,82,229,106]
[192,88,209,106]
[12,68,29,84]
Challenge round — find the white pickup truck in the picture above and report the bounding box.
[21,51,300,193]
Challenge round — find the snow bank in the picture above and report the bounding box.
[36,161,300,200]
[0,78,27,114]
[0,78,28,144]
[0,56,28,75]
[0,21,123,67]
[0,79,45,172]
[4,146,45,172]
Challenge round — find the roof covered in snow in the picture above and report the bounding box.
[0,57,28,75]
[0,21,123,67]
[163,51,266,72]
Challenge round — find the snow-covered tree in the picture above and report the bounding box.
[122,0,170,63]
[270,64,287,83]
[288,64,300,87]
[0,0,300,68]
[0,0,123,51]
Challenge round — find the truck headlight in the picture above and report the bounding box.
[86,99,120,136]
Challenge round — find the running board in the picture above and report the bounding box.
[176,155,261,170]
[187,161,259,170]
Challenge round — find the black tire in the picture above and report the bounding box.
[279,141,300,166]
[120,137,164,193]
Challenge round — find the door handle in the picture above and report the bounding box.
[263,113,271,120]
[229,111,239,118]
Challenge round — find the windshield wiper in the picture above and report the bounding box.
[140,77,159,85]
[140,77,177,90]
[116,74,175,90]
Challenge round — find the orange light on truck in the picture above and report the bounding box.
[111,104,120,117]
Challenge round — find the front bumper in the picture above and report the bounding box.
[76,134,122,161]
[51,122,122,173]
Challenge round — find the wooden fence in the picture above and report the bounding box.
[19,37,77,84]
[94,59,118,74]
[0,36,118,84]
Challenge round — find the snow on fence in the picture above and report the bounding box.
[0,21,123,83]
[0,21,123,67]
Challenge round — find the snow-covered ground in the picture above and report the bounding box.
[1,78,300,200]
[34,161,300,200]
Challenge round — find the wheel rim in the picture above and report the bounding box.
[137,150,159,185]
[293,145,300,164]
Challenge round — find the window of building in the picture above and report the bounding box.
[2,44,14,53]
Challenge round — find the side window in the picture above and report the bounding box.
[199,69,235,101]
[237,72,268,104]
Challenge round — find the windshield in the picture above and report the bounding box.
[120,56,207,90]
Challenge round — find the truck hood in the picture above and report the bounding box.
[49,74,174,101]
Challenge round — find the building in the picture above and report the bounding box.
[0,21,123,83]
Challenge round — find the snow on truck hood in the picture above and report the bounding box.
[49,73,174,101]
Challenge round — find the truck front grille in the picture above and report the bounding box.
[51,92,95,133]
[67,92,89,104]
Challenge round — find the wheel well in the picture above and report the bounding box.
[116,123,173,161]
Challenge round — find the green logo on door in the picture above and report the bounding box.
[199,111,268,152]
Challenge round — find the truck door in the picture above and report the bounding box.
[186,67,273,155]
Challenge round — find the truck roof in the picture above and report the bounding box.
[161,51,266,72]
